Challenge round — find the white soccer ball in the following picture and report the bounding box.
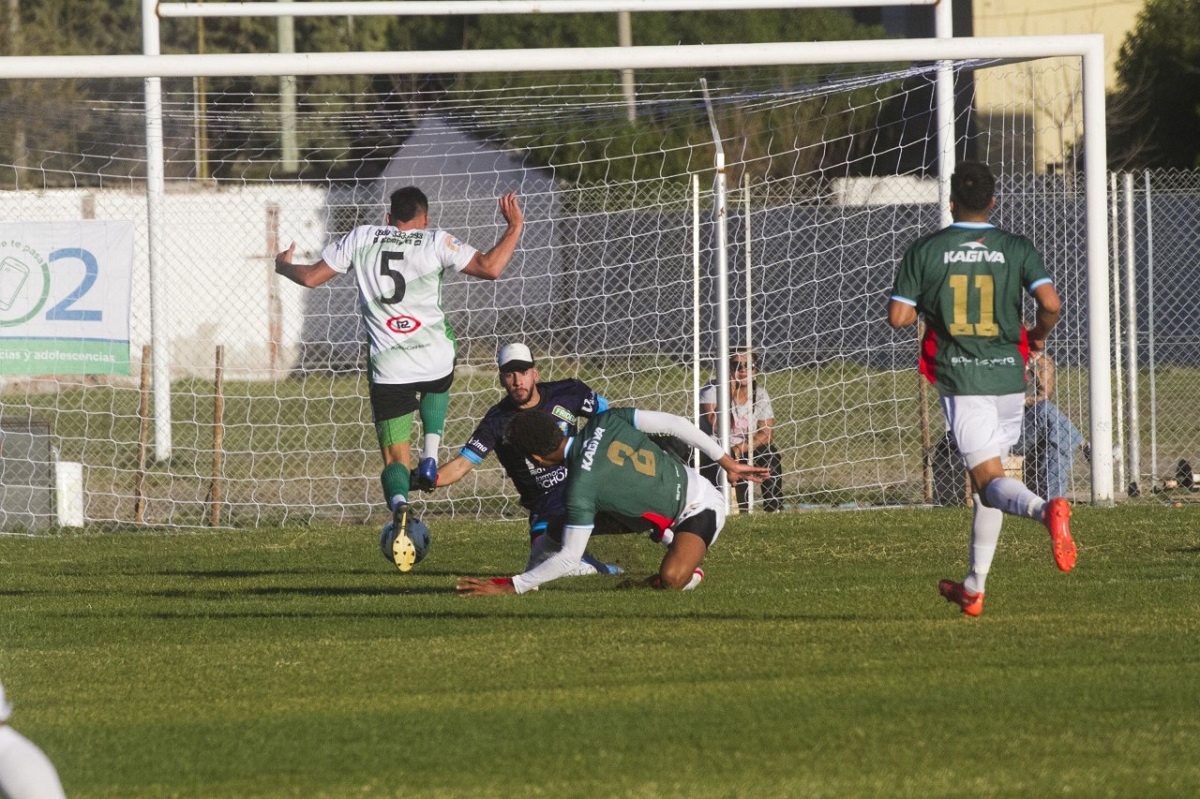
[380,518,431,565]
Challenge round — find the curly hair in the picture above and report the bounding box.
[504,409,564,459]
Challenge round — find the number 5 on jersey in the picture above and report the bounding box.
[380,250,406,304]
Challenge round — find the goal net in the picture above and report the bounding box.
[0,46,1101,531]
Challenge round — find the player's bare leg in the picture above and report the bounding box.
[651,530,707,590]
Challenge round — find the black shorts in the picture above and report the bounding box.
[369,372,455,424]
[675,509,718,547]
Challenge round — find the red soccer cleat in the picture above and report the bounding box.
[939,579,984,617]
[1043,497,1077,572]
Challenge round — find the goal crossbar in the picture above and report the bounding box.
[0,35,1102,79]
[158,0,941,18]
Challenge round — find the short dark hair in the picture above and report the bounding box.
[389,186,429,223]
[949,161,996,214]
[505,409,564,459]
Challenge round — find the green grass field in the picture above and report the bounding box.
[1,505,1197,798]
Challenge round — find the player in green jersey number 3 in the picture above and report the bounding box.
[888,161,1077,618]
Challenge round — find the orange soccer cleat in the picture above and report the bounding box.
[939,579,985,617]
[1043,497,1077,572]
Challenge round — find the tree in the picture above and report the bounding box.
[1108,0,1200,169]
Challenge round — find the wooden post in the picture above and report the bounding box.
[133,345,151,524]
[209,345,224,527]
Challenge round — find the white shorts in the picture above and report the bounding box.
[677,465,727,546]
[940,393,1025,470]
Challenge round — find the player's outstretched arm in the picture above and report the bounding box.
[275,242,339,288]
[434,455,476,488]
[462,193,524,280]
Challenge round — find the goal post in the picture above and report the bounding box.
[0,35,1113,531]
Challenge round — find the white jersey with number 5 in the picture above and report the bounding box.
[321,225,479,384]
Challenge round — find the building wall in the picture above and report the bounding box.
[971,0,1142,172]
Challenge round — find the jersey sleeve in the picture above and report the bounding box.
[890,245,923,307]
[573,380,605,417]
[319,228,361,275]
[1020,238,1053,292]
[459,411,500,465]
[434,229,480,273]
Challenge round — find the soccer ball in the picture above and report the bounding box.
[380,518,431,566]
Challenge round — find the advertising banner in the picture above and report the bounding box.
[0,221,135,375]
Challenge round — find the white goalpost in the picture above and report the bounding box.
[0,22,1113,531]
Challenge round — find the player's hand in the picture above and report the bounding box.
[498,193,523,229]
[274,242,296,273]
[720,455,770,484]
[456,576,517,596]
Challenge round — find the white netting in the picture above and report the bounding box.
[0,53,1101,531]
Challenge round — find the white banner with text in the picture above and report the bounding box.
[0,221,134,375]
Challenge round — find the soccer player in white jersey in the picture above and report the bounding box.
[0,680,67,799]
[276,187,523,571]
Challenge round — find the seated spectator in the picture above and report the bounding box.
[699,350,784,512]
[1016,346,1086,500]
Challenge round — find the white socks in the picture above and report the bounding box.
[982,476,1046,521]
[965,495,1002,595]
[423,434,441,461]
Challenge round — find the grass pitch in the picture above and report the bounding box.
[1,505,1197,798]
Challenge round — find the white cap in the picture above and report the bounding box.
[0,681,12,722]
[497,343,535,372]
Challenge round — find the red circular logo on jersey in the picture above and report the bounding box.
[386,315,422,334]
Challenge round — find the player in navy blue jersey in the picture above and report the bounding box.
[428,343,622,576]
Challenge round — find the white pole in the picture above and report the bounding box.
[0,36,1112,80]
[1144,169,1158,485]
[618,11,637,124]
[160,0,941,18]
[142,0,173,462]
[743,172,755,512]
[1081,39,1114,503]
[692,173,702,469]
[700,78,733,512]
[934,0,955,226]
[1123,171,1140,495]
[1110,172,1125,496]
[278,0,299,172]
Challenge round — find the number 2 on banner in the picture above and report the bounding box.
[46,248,102,322]
[947,273,999,337]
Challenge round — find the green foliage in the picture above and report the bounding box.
[1,506,1198,797]
[1109,0,1200,169]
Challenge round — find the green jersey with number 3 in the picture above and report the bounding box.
[890,221,1052,396]
[564,408,687,533]
[321,225,479,384]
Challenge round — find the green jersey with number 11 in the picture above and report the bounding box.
[890,221,1052,396]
